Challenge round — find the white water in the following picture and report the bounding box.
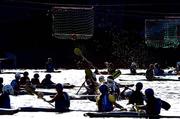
[1,69,180,119]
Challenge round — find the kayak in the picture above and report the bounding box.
[0,108,19,115]
[119,78,180,81]
[122,72,146,75]
[19,107,69,112]
[35,84,77,89]
[33,71,61,73]
[17,91,99,100]
[84,100,172,118]
[84,112,180,118]
[18,91,56,96]
[19,107,95,113]
[84,111,140,117]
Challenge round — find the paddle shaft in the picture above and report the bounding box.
[76,81,86,95]
[24,85,55,107]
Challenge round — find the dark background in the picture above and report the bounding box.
[0,0,179,69]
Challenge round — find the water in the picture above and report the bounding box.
[1,69,180,119]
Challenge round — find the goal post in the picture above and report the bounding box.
[145,18,180,48]
[52,6,94,40]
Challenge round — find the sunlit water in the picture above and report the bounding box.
[0,69,180,119]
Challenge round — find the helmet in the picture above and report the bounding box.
[136,82,143,90]
[23,71,29,76]
[55,83,63,91]
[107,76,114,80]
[99,84,108,94]
[145,88,154,97]
[15,73,21,79]
[99,76,105,83]
[2,85,14,95]
[107,76,114,83]
[45,74,51,79]
[34,73,39,78]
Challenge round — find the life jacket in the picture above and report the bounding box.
[97,94,113,112]
[129,90,144,105]
[107,81,120,97]
[146,97,161,115]
[0,93,10,108]
[55,92,70,112]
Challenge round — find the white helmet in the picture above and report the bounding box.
[99,76,105,83]
[2,85,14,95]
[15,73,21,79]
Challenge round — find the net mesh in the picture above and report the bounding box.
[145,19,180,48]
[52,6,94,40]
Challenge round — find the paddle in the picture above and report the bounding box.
[75,68,94,95]
[76,81,86,95]
[161,100,171,110]
[112,70,121,79]
[24,85,54,107]
[74,48,95,69]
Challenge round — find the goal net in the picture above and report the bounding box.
[52,6,94,40]
[145,19,180,48]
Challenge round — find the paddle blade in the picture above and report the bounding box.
[112,70,121,79]
[74,48,82,56]
[85,69,93,77]
[161,100,171,110]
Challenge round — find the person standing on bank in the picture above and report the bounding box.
[45,57,55,72]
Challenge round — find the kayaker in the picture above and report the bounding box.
[130,62,137,75]
[104,62,116,74]
[154,63,164,76]
[97,84,124,112]
[146,64,155,81]
[106,76,120,100]
[10,73,21,95]
[0,85,14,108]
[19,71,30,86]
[137,88,162,116]
[41,74,55,88]
[82,69,99,95]
[45,57,55,72]
[31,73,41,86]
[127,82,144,105]
[82,73,99,101]
[46,83,70,112]
[0,77,3,93]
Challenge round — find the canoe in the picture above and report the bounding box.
[84,112,180,118]
[0,108,19,115]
